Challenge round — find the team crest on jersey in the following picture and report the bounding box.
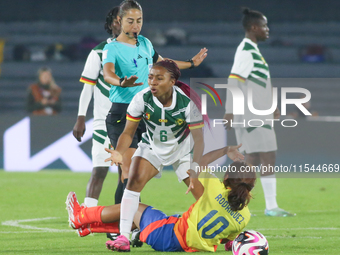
[175,118,184,126]
[144,112,150,120]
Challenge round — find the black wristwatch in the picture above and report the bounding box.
[119,77,124,87]
[186,59,195,69]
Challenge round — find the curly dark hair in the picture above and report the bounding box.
[104,6,120,35]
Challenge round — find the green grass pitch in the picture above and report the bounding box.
[0,170,339,254]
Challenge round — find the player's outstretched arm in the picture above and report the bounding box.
[105,120,139,166]
[191,127,204,167]
[225,144,244,162]
[186,144,244,200]
[201,144,244,166]
[185,127,204,197]
[186,169,204,200]
[156,48,208,69]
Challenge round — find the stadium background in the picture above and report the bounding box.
[0,0,339,171]
[1,2,340,254]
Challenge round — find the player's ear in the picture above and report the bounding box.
[170,78,176,86]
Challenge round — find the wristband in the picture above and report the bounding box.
[191,162,200,173]
[186,59,195,69]
[119,77,124,87]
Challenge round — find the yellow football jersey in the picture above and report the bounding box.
[174,172,251,252]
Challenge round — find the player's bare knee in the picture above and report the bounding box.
[126,175,146,191]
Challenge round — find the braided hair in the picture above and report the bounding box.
[104,6,120,36]
[153,60,210,126]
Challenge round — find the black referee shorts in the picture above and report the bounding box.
[105,102,146,149]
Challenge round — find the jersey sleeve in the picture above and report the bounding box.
[79,50,101,85]
[185,101,204,130]
[102,43,116,66]
[229,50,253,82]
[126,92,144,122]
[77,84,94,116]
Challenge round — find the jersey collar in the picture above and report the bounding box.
[152,86,176,110]
[243,38,259,51]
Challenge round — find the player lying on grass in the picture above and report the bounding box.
[66,147,256,252]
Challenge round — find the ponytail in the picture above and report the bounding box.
[223,162,256,211]
[175,80,210,127]
[227,182,252,211]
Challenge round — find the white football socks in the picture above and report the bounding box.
[84,197,98,207]
[120,189,140,239]
[260,174,278,210]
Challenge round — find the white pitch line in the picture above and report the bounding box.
[255,227,339,231]
[1,217,74,233]
[266,236,322,239]
[6,217,58,223]
[250,209,340,213]
[0,230,74,234]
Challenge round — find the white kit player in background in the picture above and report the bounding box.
[72,7,122,208]
[224,8,295,217]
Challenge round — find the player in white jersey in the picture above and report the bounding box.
[72,7,124,209]
[224,8,295,217]
[103,60,207,251]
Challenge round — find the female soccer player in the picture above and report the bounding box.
[102,0,208,197]
[72,6,123,209]
[223,7,295,217]
[66,157,255,252]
